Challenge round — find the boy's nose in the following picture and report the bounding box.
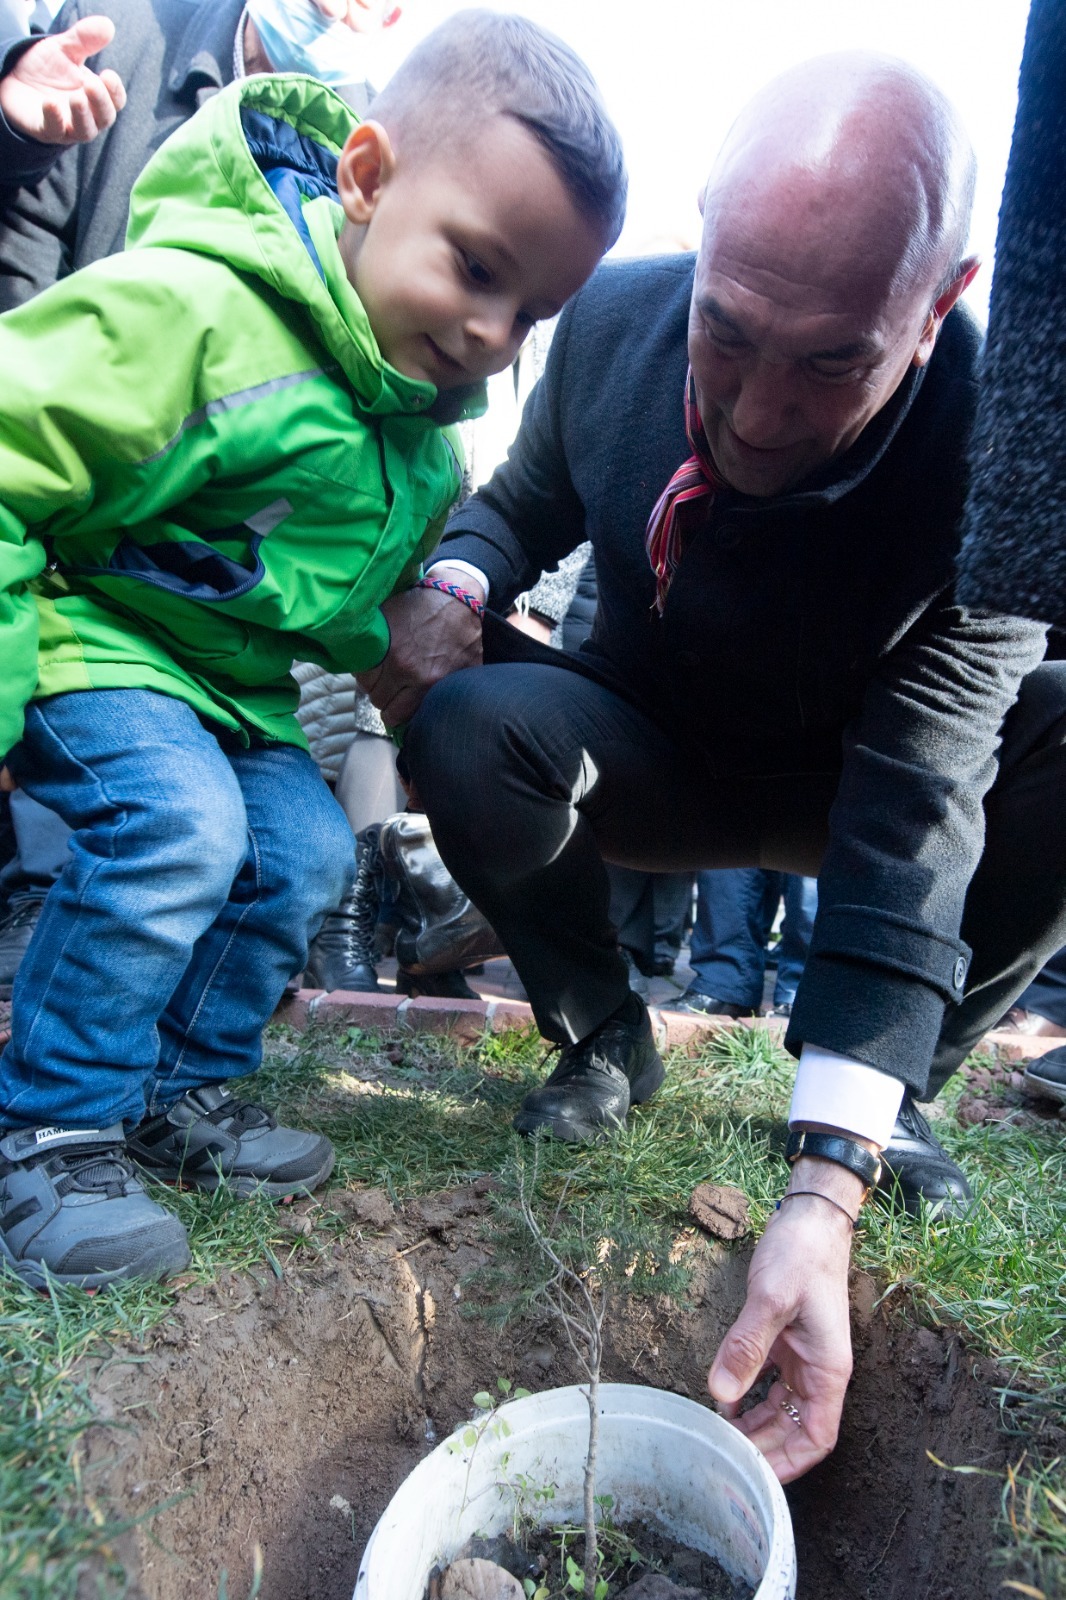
[465,304,520,359]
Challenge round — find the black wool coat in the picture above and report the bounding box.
[438,254,1049,1088]
[956,0,1066,630]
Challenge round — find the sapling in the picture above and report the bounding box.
[518,1159,607,1600]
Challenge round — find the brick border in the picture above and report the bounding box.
[274,988,791,1052]
[272,990,1062,1063]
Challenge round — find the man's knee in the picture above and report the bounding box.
[406,668,510,801]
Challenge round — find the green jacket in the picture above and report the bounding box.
[0,73,482,758]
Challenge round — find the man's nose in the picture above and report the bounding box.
[729,360,795,447]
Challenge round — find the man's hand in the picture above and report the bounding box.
[0,17,126,145]
[708,1160,859,1482]
[0,765,16,793]
[358,568,484,729]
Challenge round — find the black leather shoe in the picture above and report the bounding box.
[1023,1043,1066,1103]
[663,986,757,1019]
[513,1005,665,1142]
[876,1095,973,1217]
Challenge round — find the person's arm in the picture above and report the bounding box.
[787,601,1049,1089]
[0,16,125,179]
[708,601,1048,1480]
[358,296,589,725]
[0,257,228,762]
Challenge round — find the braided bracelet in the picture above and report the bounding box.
[776,1190,858,1228]
[415,577,485,617]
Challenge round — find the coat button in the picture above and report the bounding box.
[953,956,967,990]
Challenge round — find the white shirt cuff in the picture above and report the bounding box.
[426,559,490,601]
[789,1044,905,1149]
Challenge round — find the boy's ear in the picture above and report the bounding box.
[336,120,397,225]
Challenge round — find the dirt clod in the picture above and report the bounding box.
[329,1186,396,1228]
[618,1577,707,1600]
[688,1183,750,1241]
[439,1557,523,1599]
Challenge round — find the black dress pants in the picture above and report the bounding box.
[405,660,1066,1098]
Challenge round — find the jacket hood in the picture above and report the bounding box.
[125,74,482,419]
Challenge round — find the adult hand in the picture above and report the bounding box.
[0,17,126,144]
[708,1160,859,1482]
[357,567,484,729]
[0,766,16,793]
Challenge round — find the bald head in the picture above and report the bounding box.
[703,52,975,307]
[687,53,978,498]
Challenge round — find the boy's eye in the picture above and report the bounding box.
[460,251,493,287]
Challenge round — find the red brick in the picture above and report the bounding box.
[488,999,537,1035]
[982,1029,1066,1062]
[655,1008,750,1054]
[404,995,489,1041]
[272,989,319,1030]
[311,990,406,1031]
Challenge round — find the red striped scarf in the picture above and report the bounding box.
[644,367,724,614]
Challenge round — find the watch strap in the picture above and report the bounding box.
[785,1129,881,1190]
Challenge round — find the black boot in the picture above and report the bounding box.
[0,894,45,1002]
[876,1094,973,1217]
[396,966,480,1000]
[513,1000,665,1142]
[304,842,380,993]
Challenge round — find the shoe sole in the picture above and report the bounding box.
[0,1229,191,1292]
[1022,1066,1066,1104]
[136,1145,336,1200]
[512,1054,666,1143]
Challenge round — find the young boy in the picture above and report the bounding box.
[0,9,625,1287]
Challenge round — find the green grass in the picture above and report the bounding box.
[1,1017,1064,1597]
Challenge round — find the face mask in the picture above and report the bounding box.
[244,0,371,95]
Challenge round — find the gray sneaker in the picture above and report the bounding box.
[0,1125,191,1289]
[127,1085,335,1198]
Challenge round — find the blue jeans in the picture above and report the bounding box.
[0,690,354,1131]
[689,868,818,1008]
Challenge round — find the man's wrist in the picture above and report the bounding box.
[426,560,488,605]
[784,1156,869,1230]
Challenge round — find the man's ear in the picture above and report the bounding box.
[336,120,396,226]
[912,254,981,367]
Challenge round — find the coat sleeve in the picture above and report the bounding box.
[0,33,62,188]
[0,0,89,306]
[434,299,589,610]
[0,259,216,758]
[787,601,1049,1091]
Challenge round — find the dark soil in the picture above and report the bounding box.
[77,1183,1021,1600]
[437,1519,754,1599]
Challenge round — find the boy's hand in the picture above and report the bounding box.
[0,17,126,145]
[0,766,17,792]
[358,573,484,728]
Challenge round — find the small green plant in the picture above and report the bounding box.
[445,1375,532,1517]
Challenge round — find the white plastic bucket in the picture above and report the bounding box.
[354,1382,796,1599]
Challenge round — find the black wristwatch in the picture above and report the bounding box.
[785,1130,882,1192]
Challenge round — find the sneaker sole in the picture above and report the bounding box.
[0,1229,191,1291]
[137,1145,336,1200]
[1022,1065,1066,1104]
[512,1053,666,1142]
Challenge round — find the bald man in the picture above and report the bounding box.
[361,54,1066,1479]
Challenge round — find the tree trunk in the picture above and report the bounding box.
[583,1371,599,1597]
